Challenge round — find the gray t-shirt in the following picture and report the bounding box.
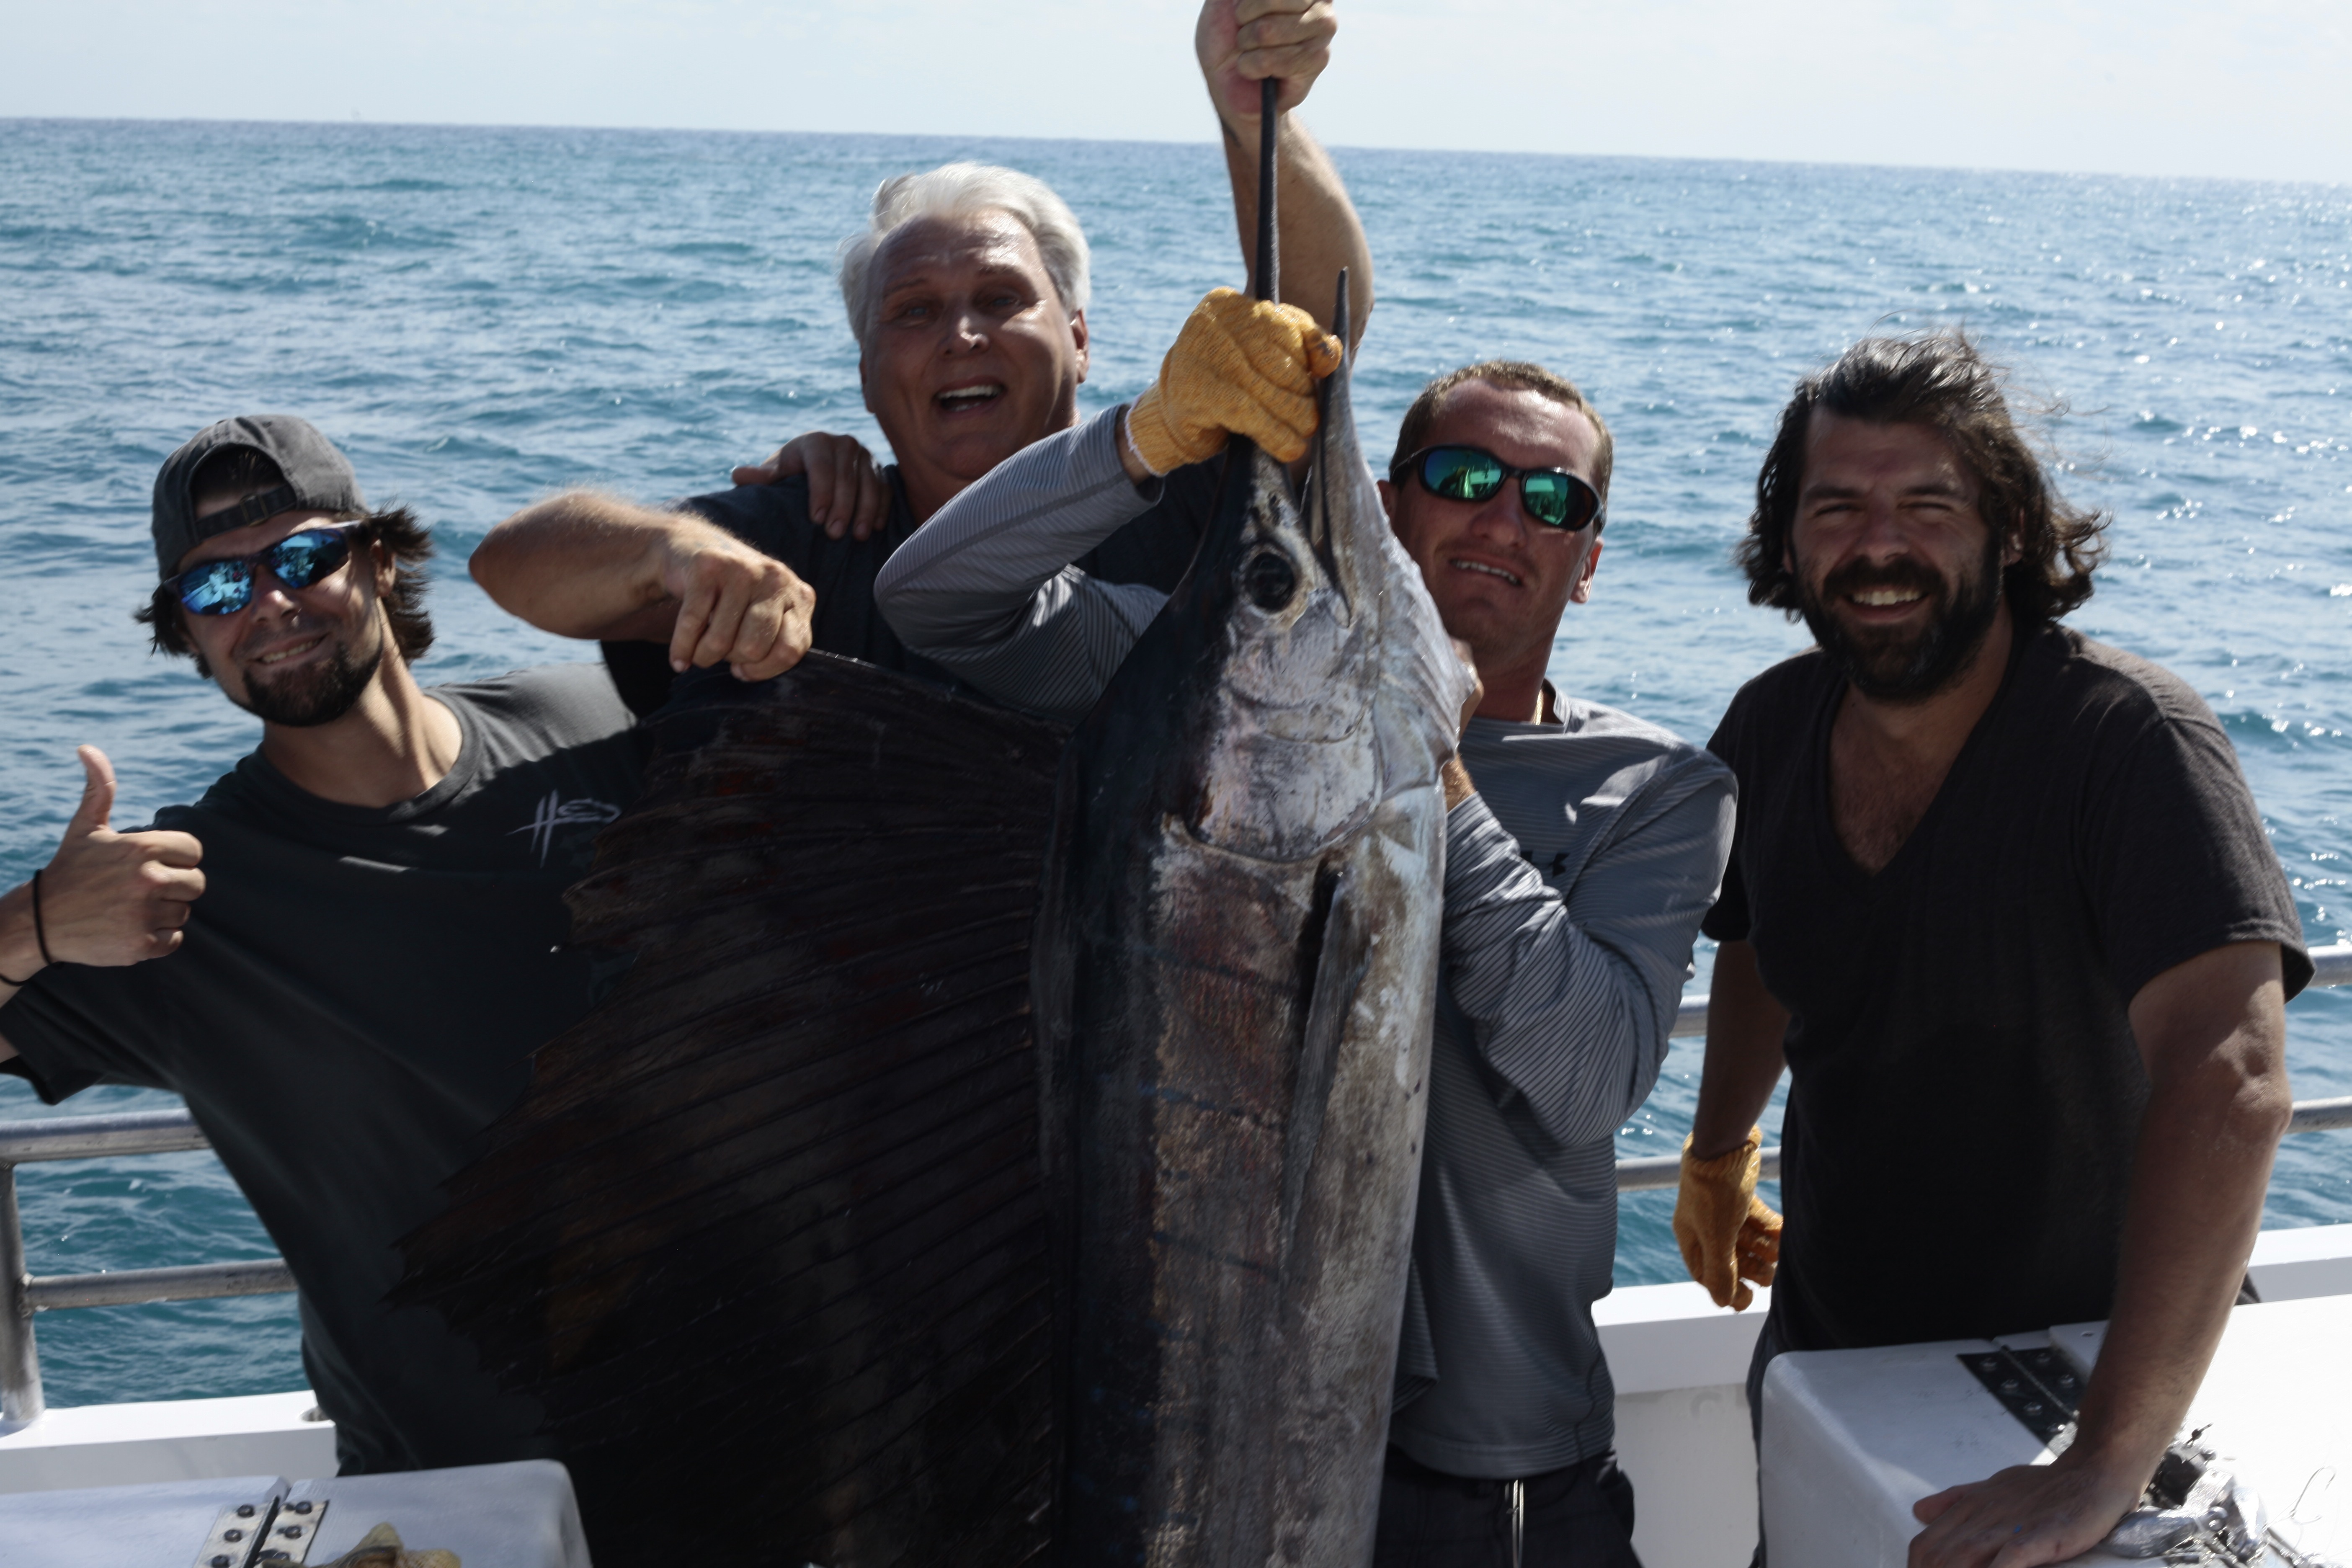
[0,664,646,1474]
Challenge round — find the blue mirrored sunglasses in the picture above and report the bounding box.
[1394,444,1605,532]
[167,524,363,616]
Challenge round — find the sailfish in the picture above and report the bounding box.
[396,86,1470,1566]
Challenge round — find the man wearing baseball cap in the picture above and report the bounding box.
[0,415,764,1473]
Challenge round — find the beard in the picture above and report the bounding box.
[229,621,386,728]
[1798,532,2004,702]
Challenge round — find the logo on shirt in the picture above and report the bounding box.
[512,791,624,866]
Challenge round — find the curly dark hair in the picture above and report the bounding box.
[136,447,435,678]
[1741,331,2106,625]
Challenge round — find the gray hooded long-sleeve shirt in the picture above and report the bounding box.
[874,408,1735,1477]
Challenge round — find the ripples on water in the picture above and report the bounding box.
[1,119,2345,1406]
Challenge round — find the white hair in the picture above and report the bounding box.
[836,162,1092,349]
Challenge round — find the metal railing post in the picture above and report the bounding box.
[0,1161,44,1430]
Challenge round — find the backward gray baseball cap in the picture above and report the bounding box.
[152,415,367,578]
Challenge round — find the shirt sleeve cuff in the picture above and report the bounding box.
[1084,404,1162,505]
[0,1036,98,1105]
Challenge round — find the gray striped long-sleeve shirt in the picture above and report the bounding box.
[873,405,1736,1478]
[872,407,1217,723]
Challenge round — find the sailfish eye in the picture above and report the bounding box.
[1240,548,1299,612]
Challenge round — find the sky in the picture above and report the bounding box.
[2,0,2348,185]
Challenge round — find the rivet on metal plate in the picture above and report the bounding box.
[196,1492,289,1568]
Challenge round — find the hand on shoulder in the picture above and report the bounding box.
[4,747,204,982]
[730,430,892,541]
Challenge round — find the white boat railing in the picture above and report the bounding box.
[3,942,2347,1428]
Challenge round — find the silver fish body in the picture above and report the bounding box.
[1036,282,1471,1565]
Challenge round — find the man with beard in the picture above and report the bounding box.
[1676,334,2307,1568]
[0,416,668,1475]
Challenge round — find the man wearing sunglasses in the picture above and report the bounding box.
[0,414,655,1478]
[871,349,1735,1567]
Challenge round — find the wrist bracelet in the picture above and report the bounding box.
[33,869,55,967]
[1,871,43,985]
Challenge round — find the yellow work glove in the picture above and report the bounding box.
[1124,287,1344,474]
[1672,1126,1783,1312]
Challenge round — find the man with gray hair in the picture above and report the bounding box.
[472,0,1367,711]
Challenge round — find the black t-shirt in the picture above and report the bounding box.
[1701,623,2309,1352]
[602,463,1219,715]
[0,665,647,1472]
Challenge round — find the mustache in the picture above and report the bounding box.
[231,614,329,666]
[1820,557,1947,602]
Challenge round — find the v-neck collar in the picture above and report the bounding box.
[1808,624,2034,885]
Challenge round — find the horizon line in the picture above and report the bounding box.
[8,114,2348,196]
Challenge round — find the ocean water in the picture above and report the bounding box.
[1,118,2347,1409]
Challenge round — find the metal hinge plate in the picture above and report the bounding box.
[1958,1346,2081,1444]
[194,1495,328,1568]
[253,1496,329,1564]
[193,1496,279,1568]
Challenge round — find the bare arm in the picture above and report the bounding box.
[1674,935,1792,1308]
[1690,938,1790,1159]
[470,491,815,681]
[3,868,34,1058]
[1908,941,2292,1568]
[1198,0,1372,347]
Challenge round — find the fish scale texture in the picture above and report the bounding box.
[1029,287,1463,1565]
[397,655,1070,1568]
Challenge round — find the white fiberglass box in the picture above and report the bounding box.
[1759,1294,2352,1567]
[0,1457,589,1568]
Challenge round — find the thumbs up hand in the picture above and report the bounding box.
[1,748,207,984]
